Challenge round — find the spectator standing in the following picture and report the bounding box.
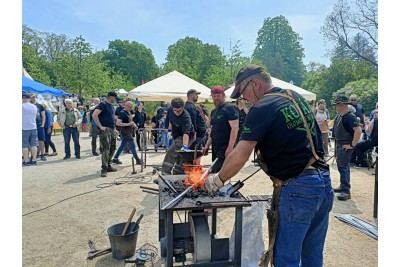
[30,94,47,161]
[22,92,38,166]
[42,103,57,156]
[332,95,362,201]
[89,98,101,156]
[133,102,147,151]
[314,99,330,156]
[57,99,82,159]
[112,101,142,165]
[92,92,118,177]
[185,89,207,149]
[80,106,88,132]
[349,94,365,126]
[154,111,169,151]
[202,86,239,173]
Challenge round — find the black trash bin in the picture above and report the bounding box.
[107,222,139,260]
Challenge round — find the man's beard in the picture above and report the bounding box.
[193,96,198,103]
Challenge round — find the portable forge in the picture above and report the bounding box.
[158,174,251,267]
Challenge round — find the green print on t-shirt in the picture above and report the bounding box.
[278,97,316,135]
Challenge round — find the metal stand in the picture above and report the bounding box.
[161,207,243,267]
[138,128,170,173]
[373,156,378,218]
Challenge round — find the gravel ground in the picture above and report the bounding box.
[22,132,378,266]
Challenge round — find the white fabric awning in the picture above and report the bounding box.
[128,71,211,102]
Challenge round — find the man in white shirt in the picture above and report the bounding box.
[22,92,38,166]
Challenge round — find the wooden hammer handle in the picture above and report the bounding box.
[121,207,136,236]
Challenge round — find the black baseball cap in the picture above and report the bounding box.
[187,89,201,96]
[107,91,118,98]
[332,95,351,105]
[22,91,31,99]
[231,64,264,99]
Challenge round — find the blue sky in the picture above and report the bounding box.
[22,0,338,67]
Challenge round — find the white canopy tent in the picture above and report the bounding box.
[116,88,129,96]
[128,71,211,102]
[225,77,316,102]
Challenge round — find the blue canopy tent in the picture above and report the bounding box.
[22,76,70,97]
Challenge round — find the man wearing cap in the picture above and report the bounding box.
[92,92,118,177]
[202,85,239,173]
[185,89,206,149]
[22,92,38,166]
[204,65,332,267]
[57,99,82,159]
[30,94,47,161]
[332,95,362,200]
[161,97,195,175]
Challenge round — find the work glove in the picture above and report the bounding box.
[204,172,224,197]
[180,145,191,152]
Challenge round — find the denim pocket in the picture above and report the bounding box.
[325,189,334,213]
[289,194,320,224]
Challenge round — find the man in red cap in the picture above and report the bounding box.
[202,85,239,173]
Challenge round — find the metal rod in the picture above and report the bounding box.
[158,173,178,193]
[142,189,159,195]
[241,168,261,183]
[139,186,159,192]
[161,158,218,210]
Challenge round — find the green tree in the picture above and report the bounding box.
[104,40,159,86]
[253,15,306,85]
[334,78,378,113]
[22,44,51,85]
[163,37,227,87]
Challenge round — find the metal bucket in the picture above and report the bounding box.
[107,222,139,260]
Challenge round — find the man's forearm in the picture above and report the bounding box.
[92,115,103,129]
[228,126,239,149]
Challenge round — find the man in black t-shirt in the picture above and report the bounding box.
[111,101,142,165]
[203,65,333,267]
[92,92,118,177]
[161,97,195,175]
[30,94,47,161]
[133,102,147,150]
[185,89,206,149]
[332,95,362,200]
[202,85,239,173]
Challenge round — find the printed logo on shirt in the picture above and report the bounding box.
[242,126,251,134]
[216,115,224,120]
[278,97,316,135]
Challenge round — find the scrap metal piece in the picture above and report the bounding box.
[335,214,378,240]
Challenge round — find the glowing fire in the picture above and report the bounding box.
[183,160,206,191]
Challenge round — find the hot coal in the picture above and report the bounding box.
[161,180,210,199]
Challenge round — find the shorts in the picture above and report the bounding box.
[37,126,46,141]
[22,129,39,148]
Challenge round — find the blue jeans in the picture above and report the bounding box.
[62,127,80,157]
[114,138,140,161]
[336,143,353,193]
[274,171,333,267]
[156,131,170,149]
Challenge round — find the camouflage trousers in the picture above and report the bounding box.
[99,127,116,169]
